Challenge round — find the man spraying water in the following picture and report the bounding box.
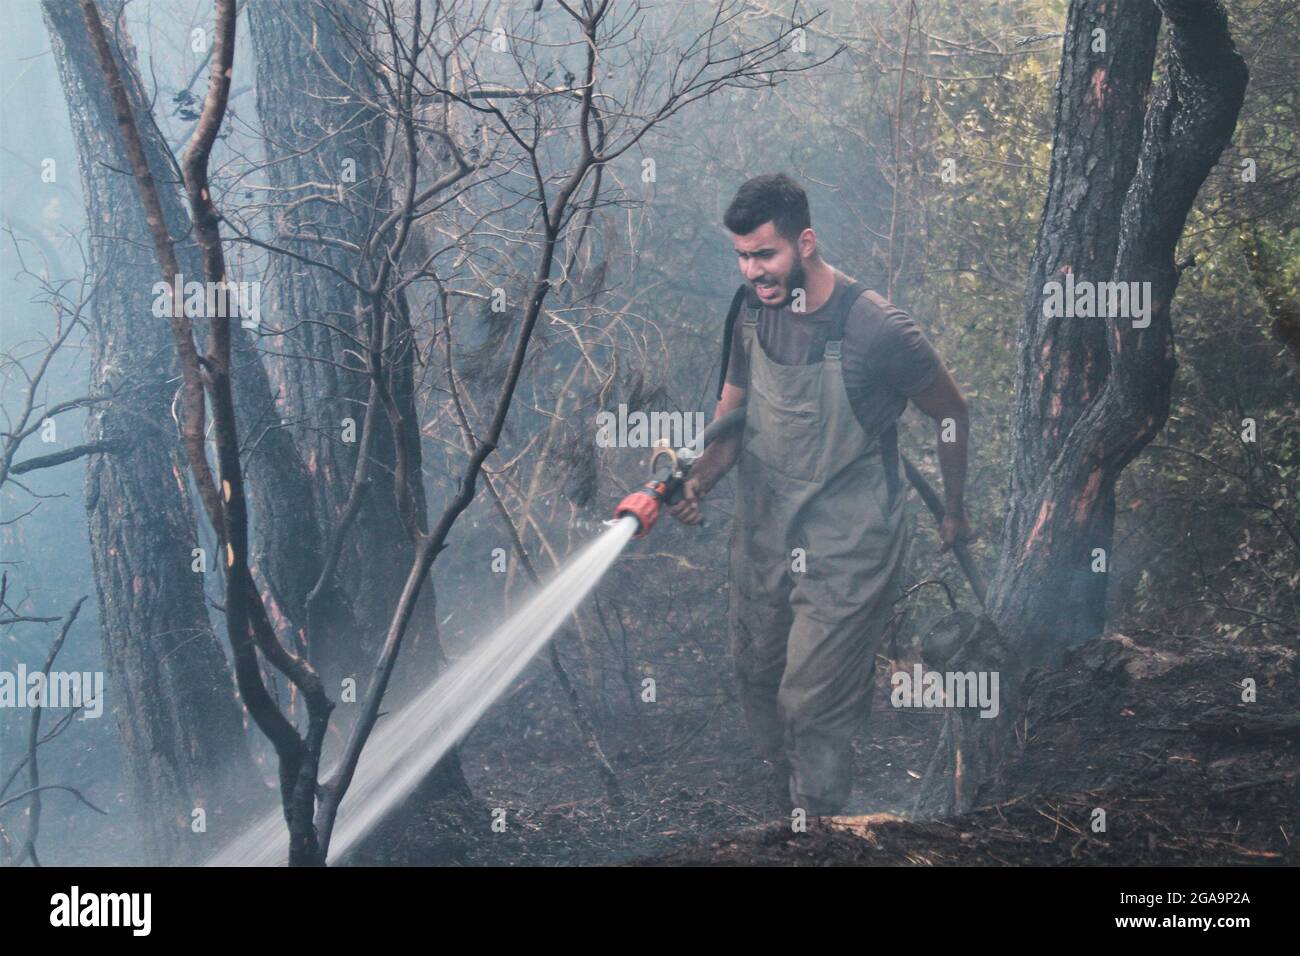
[667,174,974,815]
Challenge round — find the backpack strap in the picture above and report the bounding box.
[715,284,750,401]
[825,280,902,508]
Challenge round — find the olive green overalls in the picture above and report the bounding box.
[729,282,910,814]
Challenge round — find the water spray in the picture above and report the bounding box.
[210,517,639,867]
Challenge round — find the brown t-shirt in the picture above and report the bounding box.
[725,269,941,440]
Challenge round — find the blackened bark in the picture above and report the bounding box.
[988,0,1248,665]
[248,0,469,803]
[919,0,1247,818]
[41,0,254,863]
[996,1,1162,654]
[232,326,335,655]
[247,0,431,688]
[913,613,1020,818]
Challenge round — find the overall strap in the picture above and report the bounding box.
[715,284,751,401]
[823,280,867,360]
[824,279,902,507]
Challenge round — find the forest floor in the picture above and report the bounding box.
[351,618,1298,867]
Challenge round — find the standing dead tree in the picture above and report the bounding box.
[241,0,437,692]
[40,0,258,863]
[917,0,1248,816]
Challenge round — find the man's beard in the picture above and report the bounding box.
[780,257,800,306]
[782,259,807,308]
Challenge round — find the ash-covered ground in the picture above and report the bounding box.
[351,615,1298,866]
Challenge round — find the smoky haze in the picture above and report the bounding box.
[1,0,1294,870]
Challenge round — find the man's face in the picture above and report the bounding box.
[732,220,807,308]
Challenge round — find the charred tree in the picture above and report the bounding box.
[246,0,438,690]
[40,0,255,862]
[989,0,1248,663]
[245,0,469,812]
[918,0,1247,816]
[992,0,1163,658]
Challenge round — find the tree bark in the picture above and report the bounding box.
[247,0,469,804]
[41,0,256,863]
[917,0,1247,817]
[988,0,1160,660]
[988,0,1248,666]
[246,0,436,689]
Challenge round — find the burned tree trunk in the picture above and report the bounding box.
[992,0,1162,659]
[247,0,470,804]
[41,0,255,862]
[917,0,1247,816]
[988,0,1248,664]
[246,0,438,690]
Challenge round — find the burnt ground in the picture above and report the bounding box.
[350,614,1299,867]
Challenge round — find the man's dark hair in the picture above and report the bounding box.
[723,173,812,242]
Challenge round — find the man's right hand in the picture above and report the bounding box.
[668,386,746,527]
[667,476,705,525]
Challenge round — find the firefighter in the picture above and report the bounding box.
[669,174,973,814]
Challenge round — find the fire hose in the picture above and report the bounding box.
[613,407,987,608]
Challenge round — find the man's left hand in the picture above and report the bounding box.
[939,509,975,551]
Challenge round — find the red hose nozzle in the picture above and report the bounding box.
[614,482,667,539]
